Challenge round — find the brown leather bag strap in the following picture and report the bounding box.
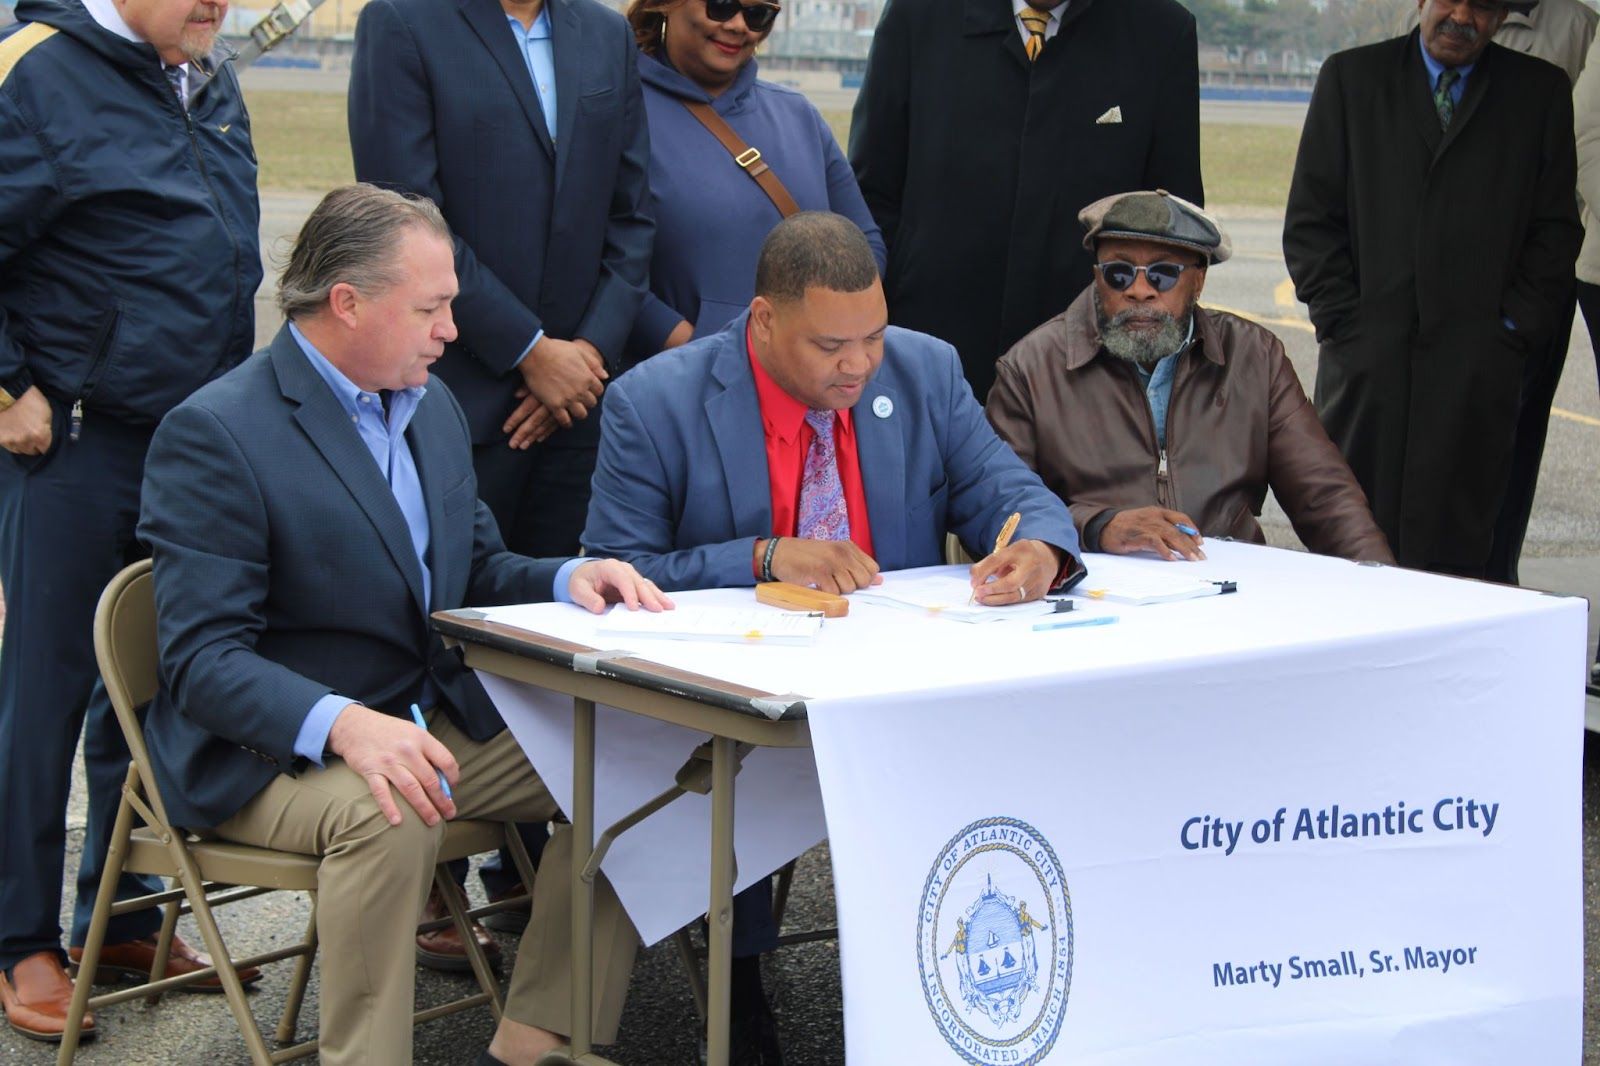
[682,99,801,218]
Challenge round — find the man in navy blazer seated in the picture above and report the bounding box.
[138,185,669,1066]
[586,210,1083,604]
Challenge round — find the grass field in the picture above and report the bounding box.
[246,89,1302,210]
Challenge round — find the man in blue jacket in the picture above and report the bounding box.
[0,0,261,1041]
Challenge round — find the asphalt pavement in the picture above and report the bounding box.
[3,114,1597,1065]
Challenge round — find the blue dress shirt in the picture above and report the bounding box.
[1132,318,1195,449]
[507,7,558,364]
[288,323,583,764]
[1418,32,1474,107]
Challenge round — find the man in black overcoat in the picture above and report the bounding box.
[1284,0,1580,580]
[849,0,1203,404]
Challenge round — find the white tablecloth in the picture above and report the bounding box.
[478,542,1586,1063]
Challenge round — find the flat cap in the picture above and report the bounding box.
[1079,189,1232,265]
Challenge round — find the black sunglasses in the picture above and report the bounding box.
[703,0,782,32]
[1094,260,1192,294]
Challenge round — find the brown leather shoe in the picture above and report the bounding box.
[416,886,501,972]
[69,933,261,993]
[1,951,95,1043]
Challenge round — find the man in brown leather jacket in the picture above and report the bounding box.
[987,190,1394,565]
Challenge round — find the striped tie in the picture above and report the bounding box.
[796,409,850,543]
[1019,7,1049,62]
[1433,68,1459,131]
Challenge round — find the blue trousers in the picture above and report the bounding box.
[0,408,162,970]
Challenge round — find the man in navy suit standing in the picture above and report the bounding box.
[349,0,654,952]
[139,185,668,1065]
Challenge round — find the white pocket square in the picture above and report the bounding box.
[1095,106,1123,125]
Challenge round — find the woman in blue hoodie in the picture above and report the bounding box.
[623,0,887,366]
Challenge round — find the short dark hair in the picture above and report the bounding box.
[277,184,451,320]
[754,212,880,305]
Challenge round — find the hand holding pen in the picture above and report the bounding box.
[969,512,1065,605]
[1099,506,1205,561]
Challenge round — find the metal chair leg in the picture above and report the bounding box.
[275,898,318,1044]
[143,887,183,1006]
[672,927,709,1023]
[433,867,503,1021]
[771,860,797,931]
[58,770,140,1064]
[164,841,275,1065]
[503,820,540,896]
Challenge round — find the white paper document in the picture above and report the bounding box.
[1071,553,1234,605]
[594,605,824,645]
[851,569,1058,623]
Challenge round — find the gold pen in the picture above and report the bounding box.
[969,511,1023,605]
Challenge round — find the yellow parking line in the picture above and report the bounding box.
[1553,406,1600,428]
[1273,278,1298,308]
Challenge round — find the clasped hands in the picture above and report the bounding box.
[501,334,608,449]
[755,536,1062,604]
[329,558,671,827]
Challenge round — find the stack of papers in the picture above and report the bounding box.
[851,572,1059,623]
[594,606,825,646]
[1070,555,1235,606]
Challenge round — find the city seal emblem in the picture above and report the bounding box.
[917,816,1072,1065]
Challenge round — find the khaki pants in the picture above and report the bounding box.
[215,710,638,1065]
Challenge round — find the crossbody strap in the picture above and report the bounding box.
[682,100,801,218]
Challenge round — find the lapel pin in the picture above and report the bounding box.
[872,395,893,419]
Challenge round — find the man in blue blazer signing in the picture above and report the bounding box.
[139,186,669,1066]
[585,211,1083,600]
[582,212,1081,1061]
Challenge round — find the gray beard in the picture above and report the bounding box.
[1093,288,1191,366]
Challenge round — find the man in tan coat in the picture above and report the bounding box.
[987,190,1393,564]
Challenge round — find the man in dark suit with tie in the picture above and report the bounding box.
[849,0,1202,404]
[139,185,669,1065]
[348,0,653,950]
[1284,0,1580,581]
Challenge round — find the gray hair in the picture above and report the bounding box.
[276,184,451,320]
[754,212,880,305]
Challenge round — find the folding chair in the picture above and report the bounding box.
[59,559,536,1064]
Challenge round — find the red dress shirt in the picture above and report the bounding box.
[747,328,875,570]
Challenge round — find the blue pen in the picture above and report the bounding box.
[1174,522,1200,537]
[410,702,453,801]
[1031,615,1118,633]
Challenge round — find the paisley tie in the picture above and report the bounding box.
[796,409,850,542]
